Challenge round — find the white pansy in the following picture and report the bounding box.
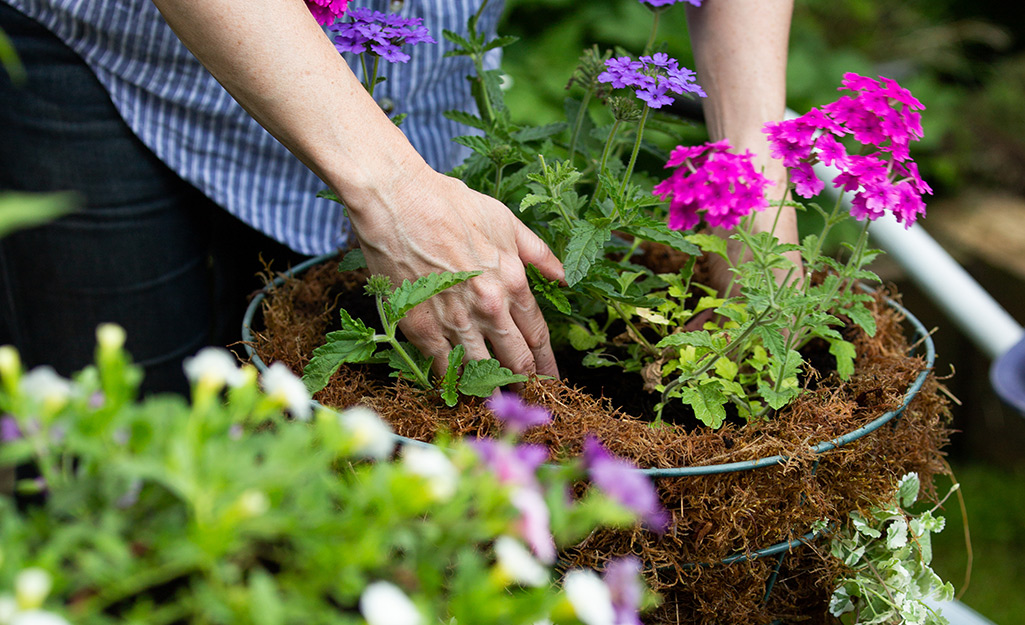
[10,611,72,625]
[183,347,243,388]
[359,581,421,625]
[14,569,50,611]
[0,595,17,624]
[563,570,614,625]
[19,367,71,408]
[401,444,458,501]
[340,407,394,460]
[494,536,548,587]
[261,362,312,421]
[95,323,126,352]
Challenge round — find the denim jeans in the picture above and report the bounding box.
[0,4,309,395]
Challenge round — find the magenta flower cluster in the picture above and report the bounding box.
[304,0,349,26]
[653,140,771,231]
[763,72,931,227]
[328,7,436,63]
[597,53,706,109]
[583,435,669,533]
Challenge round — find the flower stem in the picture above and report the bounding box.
[567,89,592,164]
[642,8,663,56]
[617,106,651,206]
[609,299,657,355]
[375,295,432,389]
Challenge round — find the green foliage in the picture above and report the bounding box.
[0,192,77,239]
[0,332,649,625]
[828,473,957,625]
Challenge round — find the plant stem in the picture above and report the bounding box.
[597,119,622,192]
[609,299,657,355]
[567,90,592,164]
[616,106,650,209]
[375,295,432,389]
[642,7,663,55]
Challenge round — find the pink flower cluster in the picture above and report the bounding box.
[763,72,931,227]
[653,140,771,231]
[304,0,350,26]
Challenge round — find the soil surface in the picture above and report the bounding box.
[246,252,952,625]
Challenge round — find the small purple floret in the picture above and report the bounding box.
[598,54,704,109]
[604,556,644,625]
[329,7,436,63]
[486,392,552,434]
[583,435,669,532]
[1,415,21,442]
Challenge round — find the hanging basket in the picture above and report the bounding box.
[241,251,950,625]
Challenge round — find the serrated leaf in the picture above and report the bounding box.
[338,248,366,272]
[302,330,378,393]
[686,233,729,259]
[714,357,739,382]
[567,323,602,350]
[458,359,527,397]
[441,345,465,407]
[453,134,495,156]
[563,220,612,286]
[656,331,712,350]
[845,303,878,337]
[338,308,370,334]
[678,382,728,429]
[441,29,472,51]
[386,271,482,323]
[386,343,433,388]
[443,109,487,131]
[619,220,700,256]
[829,339,857,380]
[526,264,571,315]
[482,35,519,52]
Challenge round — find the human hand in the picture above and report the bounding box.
[346,161,564,380]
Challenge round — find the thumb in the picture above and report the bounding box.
[515,222,564,285]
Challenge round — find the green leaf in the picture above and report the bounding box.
[441,345,465,407]
[897,472,920,509]
[619,220,700,256]
[686,233,729,259]
[387,343,433,387]
[482,34,520,52]
[338,248,366,272]
[563,221,612,286]
[567,323,603,351]
[302,330,378,393]
[845,303,878,337]
[0,192,77,238]
[753,325,786,358]
[441,29,472,52]
[315,188,342,204]
[386,271,482,324]
[678,382,728,429]
[656,331,712,350]
[458,359,528,397]
[444,109,487,131]
[828,339,857,380]
[714,357,739,382]
[511,122,568,143]
[526,264,571,315]
[249,569,285,625]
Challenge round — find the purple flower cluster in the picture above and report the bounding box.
[328,7,436,63]
[472,437,555,562]
[304,0,350,26]
[653,140,771,231]
[583,435,669,532]
[604,556,645,625]
[640,0,702,6]
[487,391,552,435]
[763,73,931,227]
[597,53,705,109]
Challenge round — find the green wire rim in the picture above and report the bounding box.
[243,251,936,473]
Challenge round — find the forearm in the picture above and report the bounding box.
[148,0,428,216]
[686,0,793,183]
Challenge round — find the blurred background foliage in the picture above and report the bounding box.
[499,2,1025,623]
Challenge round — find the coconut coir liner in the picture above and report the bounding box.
[247,254,952,625]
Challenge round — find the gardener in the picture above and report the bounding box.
[0,0,797,395]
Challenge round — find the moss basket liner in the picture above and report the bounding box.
[242,252,952,625]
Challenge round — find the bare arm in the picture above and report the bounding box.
[686,0,801,285]
[149,0,564,378]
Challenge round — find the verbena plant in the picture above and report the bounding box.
[0,327,665,625]
[305,0,932,428]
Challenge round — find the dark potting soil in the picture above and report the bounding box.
[245,251,953,625]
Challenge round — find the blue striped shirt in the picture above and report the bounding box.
[3,0,502,255]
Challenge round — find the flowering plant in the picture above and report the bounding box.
[306,0,933,429]
[0,327,664,625]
